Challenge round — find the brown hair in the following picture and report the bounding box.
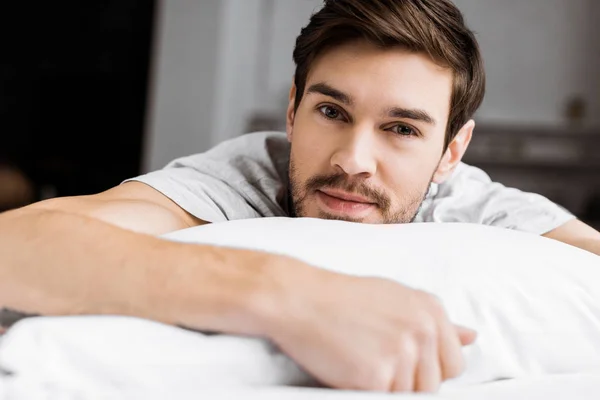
[292,0,486,148]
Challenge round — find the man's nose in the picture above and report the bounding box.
[329,129,377,178]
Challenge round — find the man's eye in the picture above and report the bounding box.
[389,124,417,136]
[319,105,343,120]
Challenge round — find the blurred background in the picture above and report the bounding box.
[1,0,599,229]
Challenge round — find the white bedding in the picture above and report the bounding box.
[2,314,600,399]
[1,218,599,398]
[3,371,600,400]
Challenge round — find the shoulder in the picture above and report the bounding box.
[417,163,574,234]
[124,131,291,222]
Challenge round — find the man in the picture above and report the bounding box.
[1,0,599,393]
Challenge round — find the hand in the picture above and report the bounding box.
[266,270,476,393]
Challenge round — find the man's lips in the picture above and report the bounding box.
[316,188,378,216]
[318,188,376,204]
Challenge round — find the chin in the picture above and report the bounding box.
[314,207,382,224]
[316,212,368,224]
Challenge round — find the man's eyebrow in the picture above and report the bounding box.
[386,107,436,126]
[306,82,436,126]
[306,82,354,106]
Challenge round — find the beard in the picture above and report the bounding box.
[288,158,432,224]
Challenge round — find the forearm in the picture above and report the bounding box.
[0,207,282,335]
[577,238,600,256]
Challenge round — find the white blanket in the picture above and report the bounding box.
[1,219,599,397]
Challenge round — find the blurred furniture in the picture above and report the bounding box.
[0,1,156,205]
[463,124,600,230]
[0,164,34,212]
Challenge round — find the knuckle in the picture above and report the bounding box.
[413,319,438,345]
[351,363,393,391]
[393,334,420,361]
[417,290,447,318]
[445,357,466,379]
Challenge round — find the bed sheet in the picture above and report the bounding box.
[2,371,599,400]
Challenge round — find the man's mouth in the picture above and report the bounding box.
[316,188,378,216]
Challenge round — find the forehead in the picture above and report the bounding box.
[304,41,453,122]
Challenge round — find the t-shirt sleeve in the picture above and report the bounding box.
[419,163,576,235]
[123,160,261,223]
[121,132,289,223]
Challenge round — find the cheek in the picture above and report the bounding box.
[379,148,439,195]
[289,143,326,189]
[290,112,335,173]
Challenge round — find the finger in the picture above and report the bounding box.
[390,343,417,393]
[414,336,442,393]
[390,361,415,393]
[437,319,465,381]
[455,325,477,346]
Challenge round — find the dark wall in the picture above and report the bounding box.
[0,0,156,198]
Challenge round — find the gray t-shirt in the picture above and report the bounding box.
[125,131,574,235]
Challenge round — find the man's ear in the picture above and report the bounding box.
[433,119,475,184]
[286,83,297,142]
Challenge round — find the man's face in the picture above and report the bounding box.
[287,40,459,224]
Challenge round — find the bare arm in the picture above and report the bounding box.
[0,182,282,335]
[543,219,600,256]
[27,181,204,236]
[0,181,474,392]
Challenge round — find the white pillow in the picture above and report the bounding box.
[1,218,599,393]
[159,217,600,382]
